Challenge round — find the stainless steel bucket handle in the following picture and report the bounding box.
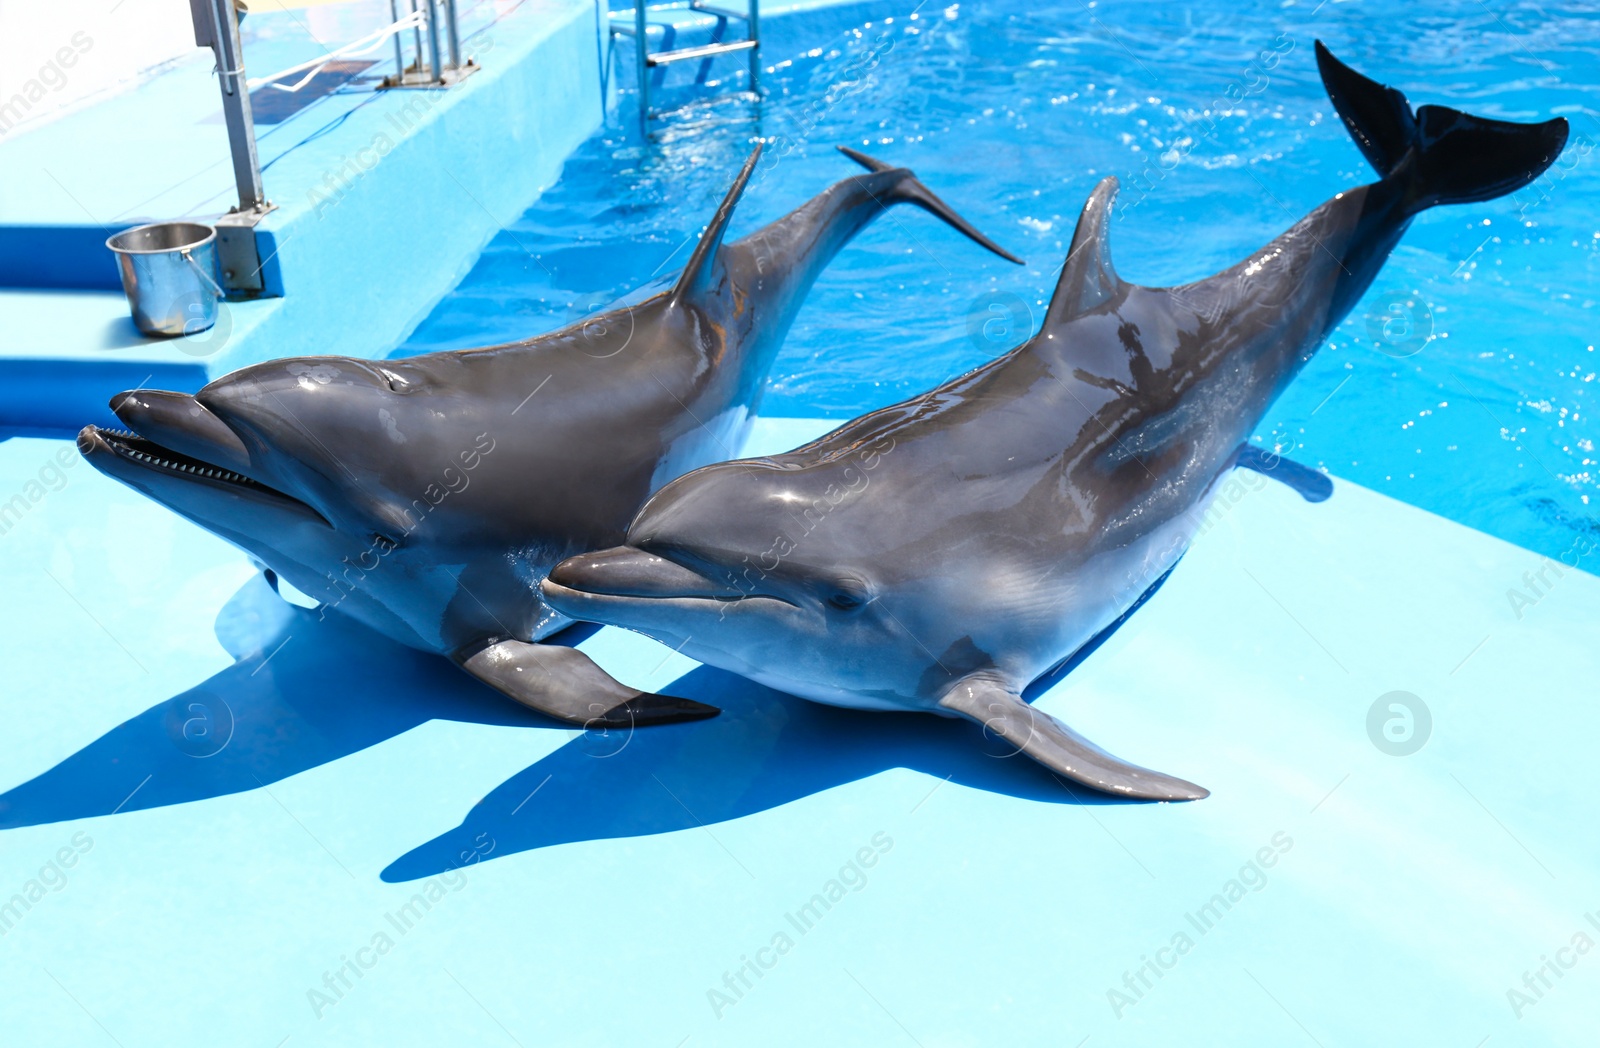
[180,247,226,300]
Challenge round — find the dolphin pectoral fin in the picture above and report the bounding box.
[1234,444,1334,503]
[937,677,1209,801]
[671,143,763,307]
[1042,176,1125,327]
[454,640,721,728]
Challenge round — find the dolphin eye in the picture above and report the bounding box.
[827,580,870,611]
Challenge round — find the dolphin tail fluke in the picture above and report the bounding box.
[1314,40,1568,211]
[836,146,1025,264]
[671,142,765,307]
[455,639,721,728]
[938,677,1209,801]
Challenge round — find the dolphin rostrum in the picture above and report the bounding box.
[78,144,1022,729]
[540,44,1568,797]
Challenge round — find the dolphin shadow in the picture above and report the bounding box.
[0,568,1164,856]
[381,666,1136,882]
[382,558,1188,881]
[0,574,586,831]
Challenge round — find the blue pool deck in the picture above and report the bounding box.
[2,418,1598,1046]
[3,0,1599,1042]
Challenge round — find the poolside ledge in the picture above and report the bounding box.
[0,0,605,435]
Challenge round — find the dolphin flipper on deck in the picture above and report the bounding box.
[938,677,1208,801]
[455,640,720,728]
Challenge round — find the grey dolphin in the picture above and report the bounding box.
[77,143,1022,728]
[541,44,1568,797]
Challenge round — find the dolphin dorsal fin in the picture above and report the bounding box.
[1042,176,1125,329]
[670,142,764,307]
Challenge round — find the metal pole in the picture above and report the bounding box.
[746,0,760,94]
[634,0,649,136]
[388,0,405,79]
[425,0,445,83]
[408,0,425,78]
[444,0,461,71]
[187,0,272,293]
[208,0,265,210]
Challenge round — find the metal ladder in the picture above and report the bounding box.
[611,1,761,133]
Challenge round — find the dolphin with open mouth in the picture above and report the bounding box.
[541,43,1568,797]
[78,143,1022,729]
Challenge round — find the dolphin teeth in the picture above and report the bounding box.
[103,430,256,485]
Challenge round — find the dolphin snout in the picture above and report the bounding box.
[110,389,251,474]
[545,546,725,600]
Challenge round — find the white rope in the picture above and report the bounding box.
[246,10,428,93]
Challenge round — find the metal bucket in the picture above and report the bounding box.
[106,221,226,338]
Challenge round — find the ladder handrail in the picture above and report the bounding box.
[648,39,756,66]
[611,0,760,134]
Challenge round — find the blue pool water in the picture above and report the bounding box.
[399,0,1600,566]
